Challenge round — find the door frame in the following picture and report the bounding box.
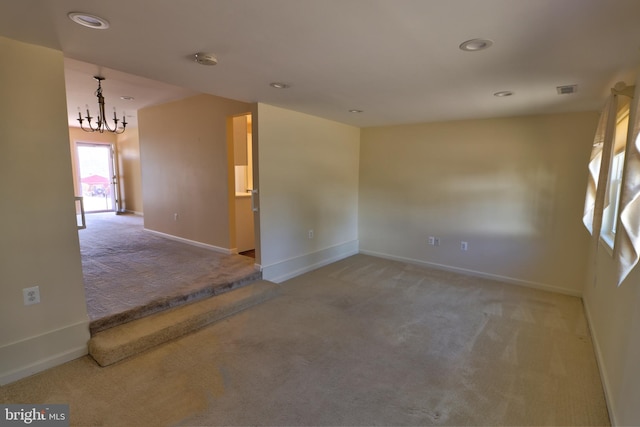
[227,112,260,261]
[74,141,119,213]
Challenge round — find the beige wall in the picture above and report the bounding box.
[584,248,640,425]
[138,94,250,250]
[359,112,598,295]
[583,71,640,425]
[117,128,143,214]
[1,36,637,423]
[257,104,360,281]
[0,37,89,384]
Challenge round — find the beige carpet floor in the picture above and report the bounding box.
[79,213,260,333]
[0,254,609,426]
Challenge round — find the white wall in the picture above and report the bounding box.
[359,112,598,295]
[256,104,360,282]
[0,37,89,384]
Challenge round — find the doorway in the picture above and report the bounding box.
[76,143,117,213]
[231,113,256,257]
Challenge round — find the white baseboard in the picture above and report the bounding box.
[582,299,616,426]
[144,228,233,254]
[359,250,583,297]
[0,320,90,385]
[262,240,359,283]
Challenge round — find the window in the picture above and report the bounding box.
[600,102,630,249]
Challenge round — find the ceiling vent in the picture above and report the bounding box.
[557,84,578,95]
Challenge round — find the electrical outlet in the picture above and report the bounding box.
[23,286,40,305]
[173,213,178,221]
[461,241,468,251]
[308,229,314,239]
[428,236,435,246]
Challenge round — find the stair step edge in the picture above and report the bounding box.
[89,270,264,334]
[88,280,279,366]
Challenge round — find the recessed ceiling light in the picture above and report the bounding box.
[494,91,514,97]
[348,109,363,113]
[68,12,110,29]
[270,82,290,89]
[194,53,218,66]
[459,38,493,52]
[120,96,135,101]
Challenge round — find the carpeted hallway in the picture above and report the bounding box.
[78,213,260,333]
[0,254,609,426]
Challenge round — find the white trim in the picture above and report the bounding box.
[262,240,359,283]
[599,235,615,257]
[582,298,617,426]
[359,249,583,297]
[144,228,233,254]
[0,320,90,385]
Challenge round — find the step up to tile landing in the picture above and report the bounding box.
[88,280,279,367]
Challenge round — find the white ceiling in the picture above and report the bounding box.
[1,0,640,128]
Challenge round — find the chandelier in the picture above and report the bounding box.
[77,76,127,134]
